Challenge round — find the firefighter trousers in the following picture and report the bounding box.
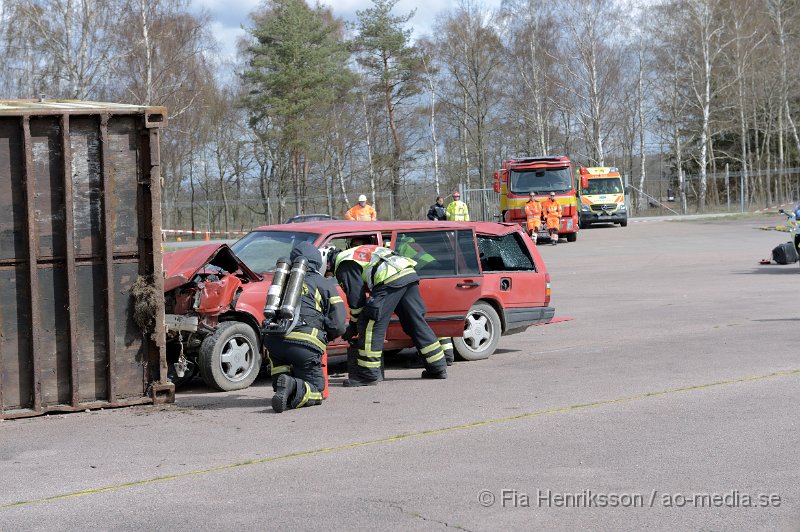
[264,338,324,409]
[354,281,447,381]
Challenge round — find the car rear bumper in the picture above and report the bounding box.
[503,306,555,335]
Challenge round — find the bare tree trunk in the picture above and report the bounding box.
[462,88,470,189]
[361,93,376,206]
[292,150,301,215]
[383,53,402,217]
[636,41,646,211]
[422,56,440,195]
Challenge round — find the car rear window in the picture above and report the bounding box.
[477,233,536,272]
[395,230,480,277]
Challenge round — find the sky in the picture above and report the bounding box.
[191,0,505,61]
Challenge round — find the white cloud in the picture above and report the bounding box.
[193,0,505,61]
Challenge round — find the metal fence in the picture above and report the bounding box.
[462,187,501,222]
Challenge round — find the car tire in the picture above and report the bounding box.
[199,321,261,391]
[620,220,628,227]
[453,302,501,361]
[566,232,577,242]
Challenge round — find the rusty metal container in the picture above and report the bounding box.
[0,100,173,419]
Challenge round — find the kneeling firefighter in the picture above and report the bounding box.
[330,244,448,386]
[263,242,346,413]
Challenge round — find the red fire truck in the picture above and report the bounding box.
[493,156,580,242]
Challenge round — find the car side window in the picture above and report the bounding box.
[456,230,481,275]
[477,233,536,272]
[325,233,378,251]
[395,230,480,277]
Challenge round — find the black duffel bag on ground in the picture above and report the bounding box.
[772,242,799,264]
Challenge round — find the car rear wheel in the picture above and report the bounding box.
[566,232,577,242]
[453,302,501,361]
[199,322,261,391]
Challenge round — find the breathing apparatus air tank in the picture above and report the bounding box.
[278,256,308,320]
[263,257,291,321]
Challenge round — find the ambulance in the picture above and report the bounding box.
[576,167,628,228]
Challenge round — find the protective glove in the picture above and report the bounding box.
[342,321,358,342]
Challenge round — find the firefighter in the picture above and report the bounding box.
[395,235,436,271]
[330,244,448,385]
[542,191,562,245]
[524,191,542,243]
[345,194,377,221]
[427,195,446,221]
[445,191,470,221]
[266,242,347,413]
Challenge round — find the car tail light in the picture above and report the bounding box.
[545,273,551,305]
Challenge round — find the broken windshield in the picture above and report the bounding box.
[231,230,318,273]
[510,167,572,194]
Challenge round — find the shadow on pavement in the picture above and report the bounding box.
[735,267,800,275]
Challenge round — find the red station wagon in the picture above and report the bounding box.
[163,221,555,391]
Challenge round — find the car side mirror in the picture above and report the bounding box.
[580,176,588,189]
[493,181,501,193]
[779,209,786,214]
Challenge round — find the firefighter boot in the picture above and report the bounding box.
[421,368,448,379]
[271,374,296,413]
[551,233,558,245]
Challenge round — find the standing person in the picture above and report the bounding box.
[330,244,448,386]
[427,195,446,221]
[445,190,470,221]
[266,242,347,413]
[542,191,563,245]
[523,191,542,243]
[345,194,377,221]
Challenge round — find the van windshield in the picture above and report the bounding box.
[510,167,572,194]
[583,178,623,195]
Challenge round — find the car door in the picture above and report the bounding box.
[387,228,482,339]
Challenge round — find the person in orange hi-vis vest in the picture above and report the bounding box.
[523,191,542,243]
[345,194,377,221]
[542,191,562,246]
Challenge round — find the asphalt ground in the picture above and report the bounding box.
[1,215,798,531]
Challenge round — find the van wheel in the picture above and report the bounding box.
[566,232,577,242]
[453,302,501,361]
[199,322,261,391]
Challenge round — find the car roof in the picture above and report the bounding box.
[251,220,519,236]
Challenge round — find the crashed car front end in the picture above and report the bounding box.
[163,244,264,389]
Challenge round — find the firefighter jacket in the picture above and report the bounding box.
[344,204,377,221]
[396,237,435,269]
[283,242,347,353]
[446,200,470,221]
[334,245,419,321]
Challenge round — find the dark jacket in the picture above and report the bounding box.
[283,242,347,351]
[427,202,446,221]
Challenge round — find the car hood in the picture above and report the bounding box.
[163,244,261,292]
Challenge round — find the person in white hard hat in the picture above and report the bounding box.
[345,194,377,221]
